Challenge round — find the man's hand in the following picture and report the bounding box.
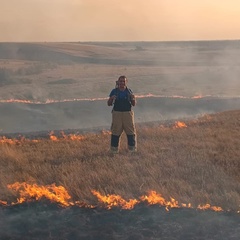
[130,94,135,100]
[107,95,116,106]
[130,94,136,106]
[111,95,117,101]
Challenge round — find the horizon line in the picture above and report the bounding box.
[1,39,240,44]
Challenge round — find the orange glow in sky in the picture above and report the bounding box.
[1,0,240,42]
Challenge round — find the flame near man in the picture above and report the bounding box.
[107,75,137,153]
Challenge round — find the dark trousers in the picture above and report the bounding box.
[111,134,136,148]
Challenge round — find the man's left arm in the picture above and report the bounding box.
[130,94,136,106]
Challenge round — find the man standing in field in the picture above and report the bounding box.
[107,75,137,153]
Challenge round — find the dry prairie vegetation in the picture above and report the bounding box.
[0,110,240,211]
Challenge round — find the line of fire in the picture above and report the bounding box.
[1,94,236,105]
[0,182,227,213]
[0,121,186,144]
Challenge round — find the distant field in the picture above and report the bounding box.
[0,41,240,101]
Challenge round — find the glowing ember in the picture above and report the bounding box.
[197,204,223,212]
[192,95,203,99]
[0,200,7,205]
[101,130,111,135]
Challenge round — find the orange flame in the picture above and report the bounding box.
[0,200,7,205]
[0,94,223,105]
[140,191,180,211]
[4,182,94,208]
[91,190,139,210]
[0,97,109,104]
[1,94,240,106]
[0,99,34,104]
[174,121,187,128]
[0,136,20,145]
[7,182,73,207]
[60,131,86,141]
[0,136,40,145]
[1,182,226,212]
[49,131,86,141]
[49,131,58,141]
[0,132,87,144]
[197,204,223,212]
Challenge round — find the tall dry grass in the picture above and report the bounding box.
[0,110,240,211]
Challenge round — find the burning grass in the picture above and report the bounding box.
[0,110,240,212]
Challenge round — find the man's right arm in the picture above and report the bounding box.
[107,95,116,106]
[107,89,116,106]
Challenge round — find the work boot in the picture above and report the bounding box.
[110,146,119,154]
[128,146,137,153]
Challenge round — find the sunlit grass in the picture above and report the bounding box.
[0,110,240,211]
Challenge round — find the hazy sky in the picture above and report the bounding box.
[1,0,240,42]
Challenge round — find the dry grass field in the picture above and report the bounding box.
[0,109,240,212]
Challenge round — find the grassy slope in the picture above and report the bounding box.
[1,41,240,100]
[0,109,240,211]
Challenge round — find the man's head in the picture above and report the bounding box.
[117,75,127,89]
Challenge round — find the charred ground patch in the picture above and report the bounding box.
[0,201,239,240]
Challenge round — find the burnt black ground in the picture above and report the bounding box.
[0,201,240,240]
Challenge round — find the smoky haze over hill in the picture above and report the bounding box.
[0,41,240,134]
[1,41,240,65]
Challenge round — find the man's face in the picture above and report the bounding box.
[118,78,127,88]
